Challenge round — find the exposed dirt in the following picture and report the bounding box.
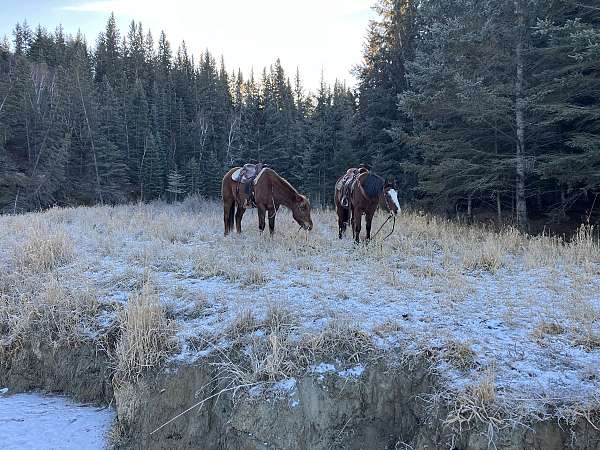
[1,342,113,403]
[3,346,599,449]
[112,357,600,450]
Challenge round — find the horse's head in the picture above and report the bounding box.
[382,179,400,216]
[292,194,313,230]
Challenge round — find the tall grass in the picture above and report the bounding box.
[113,279,178,383]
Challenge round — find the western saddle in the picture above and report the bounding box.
[339,165,370,208]
[232,163,266,208]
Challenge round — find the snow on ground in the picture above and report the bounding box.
[0,392,115,450]
[1,199,599,420]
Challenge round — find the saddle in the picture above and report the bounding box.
[232,163,266,208]
[232,163,264,184]
[339,167,368,208]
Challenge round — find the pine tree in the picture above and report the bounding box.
[127,78,150,194]
[395,0,538,222]
[166,167,185,202]
[96,79,130,202]
[94,13,121,84]
[355,0,417,179]
[531,1,600,221]
[140,132,165,201]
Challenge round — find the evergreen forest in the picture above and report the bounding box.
[1,1,599,231]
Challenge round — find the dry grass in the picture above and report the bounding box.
[113,279,179,384]
[0,276,100,365]
[461,238,505,273]
[241,267,270,287]
[532,321,565,340]
[297,320,376,366]
[226,309,261,340]
[14,227,75,272]
[443,340,478,371]
[1,199,599,437]
[212,307,299,386]
[443,367,500,435]
[213,309,376,390]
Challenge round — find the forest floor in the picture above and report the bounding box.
[0,197,599,435]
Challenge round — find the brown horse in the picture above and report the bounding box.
[222,167,313,236]
[334,171,400,243]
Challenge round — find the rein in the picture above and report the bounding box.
[358,179,397,241]
[371,214,396,241]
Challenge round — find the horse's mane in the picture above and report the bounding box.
[362,174,385,199]
[267,168,302,197]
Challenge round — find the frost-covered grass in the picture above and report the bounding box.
[0,198,599,432]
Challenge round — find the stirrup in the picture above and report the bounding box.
[341,197,349,208]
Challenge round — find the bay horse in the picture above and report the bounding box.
[222,167,313,236]
[334,171,400,243]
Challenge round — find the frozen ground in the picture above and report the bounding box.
[0,392,115,450]
[0,199,599,424]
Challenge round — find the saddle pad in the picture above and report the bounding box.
[231,168,243,182]
[232,167,267,184]
[253,167,267,185]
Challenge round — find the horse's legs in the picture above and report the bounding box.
[353,207,362,244]
[257,206,266,233]
[365,211,374,242]
[223,200,233,236]
[336,205,346,239]
[235,205,246,233]
[267,207,276,235]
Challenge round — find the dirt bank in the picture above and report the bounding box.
[2,345,599,449]
[114,359,600,450]
[0,342,113,404]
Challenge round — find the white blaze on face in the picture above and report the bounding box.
[387,189,400,213]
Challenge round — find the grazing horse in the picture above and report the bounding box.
[334,171,400,243]
[222,167,313,236]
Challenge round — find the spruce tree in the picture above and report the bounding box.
[140,132,165,201]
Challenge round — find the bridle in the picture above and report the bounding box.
[382,188,396,213]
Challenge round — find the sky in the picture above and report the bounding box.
[1,0,376,92]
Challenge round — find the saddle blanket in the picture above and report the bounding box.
[232,165,267,185]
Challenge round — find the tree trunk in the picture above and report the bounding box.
[76,71,103,204]
[514,0,528,232]
[467,194,473,222]
[560,185,568,222]
[497,192,502,223]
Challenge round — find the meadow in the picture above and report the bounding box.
[1,198,599,436]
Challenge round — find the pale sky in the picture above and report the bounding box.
[2,0,376,92]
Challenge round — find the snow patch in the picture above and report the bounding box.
[273,378,297,394]
[339,364,365,379]
[0,393,115,450]
[310,363,336,375]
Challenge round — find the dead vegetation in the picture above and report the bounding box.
[442,340,478,371]
[14,226,75,272]
[0,274,100,366]
[442,367,503,440]
[113,279,179,384]
[0,199,599,438]
[208,308,377,392]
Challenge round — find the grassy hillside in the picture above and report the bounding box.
[1,198,599,437]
